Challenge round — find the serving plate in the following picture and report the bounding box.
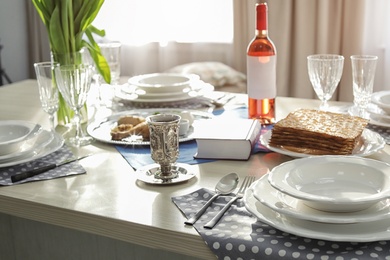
[87,109,213,145]
[0,131,63,167]
[260,128,385,158]
[244,183,390,242]
[252,173,390,224]
[366,103,390,128]
[371,91,390,114]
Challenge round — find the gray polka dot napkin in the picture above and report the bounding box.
[0,145,86,185]
[367,124,390,144]
[172,189,390,260]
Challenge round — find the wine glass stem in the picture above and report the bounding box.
[49,113,56,132]
[74,109,82,141]
[320,100,329,111]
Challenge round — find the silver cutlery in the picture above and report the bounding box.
[185,173,239,225]
[204,175,256,229]
[11,154,92,183]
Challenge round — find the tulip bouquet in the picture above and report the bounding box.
[32,0,111,124]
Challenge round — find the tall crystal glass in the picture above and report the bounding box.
[348,55,378,119]
[34,62,59,132]
[307,54,344,110]
[54,64,93,147]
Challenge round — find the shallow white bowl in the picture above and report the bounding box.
[128,73,199,94]
[268,156,390,212]
[371,91,390,114]
[0,121,42,155]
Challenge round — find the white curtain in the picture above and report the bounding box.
[27,0,390,101]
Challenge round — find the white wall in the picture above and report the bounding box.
[0,0,29,85]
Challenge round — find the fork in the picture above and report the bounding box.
[203,175,256,229]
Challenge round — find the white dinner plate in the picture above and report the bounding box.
[244,183,390,242]
[252,174,390,224]
[0,129,54,163]
[116,82,214,103]
[367,103,390,128]
[87,109,213,145]
[260,128,385,158]
[0,131,64,168]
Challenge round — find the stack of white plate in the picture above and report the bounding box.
[367,91,390,127]
[244,156,390,242]
[0,120,64,167]
[117,73,214,103]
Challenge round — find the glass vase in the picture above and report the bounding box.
[51,50,90,125]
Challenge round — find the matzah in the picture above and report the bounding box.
[269,109,368,155]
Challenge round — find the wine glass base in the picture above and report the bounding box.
[66,136,94,147]
[348,105,370,119]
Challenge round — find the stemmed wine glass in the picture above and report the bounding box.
[54,64,93,147]
[307,54,344,111]
[34,62,59,132]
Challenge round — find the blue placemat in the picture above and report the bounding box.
[115,107,272,170]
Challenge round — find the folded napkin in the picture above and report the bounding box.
[115,107,272,170]
[172,189,390,260]
[0,145,86,186]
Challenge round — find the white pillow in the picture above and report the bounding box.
[167,62,246,92]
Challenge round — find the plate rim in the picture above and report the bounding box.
[244,185,390,242]
[252,174,390,224]
[87,108,214,146]
[0,131,64,167]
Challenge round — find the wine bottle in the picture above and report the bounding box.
[247,3,277,124]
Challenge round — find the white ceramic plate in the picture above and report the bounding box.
[252,174,390,224]
[0,129,54,163]
[267,156,390,212]
[371,91,390,114]
[128,73,199,94]
[366,103,390,128]
[0,131,64,167]
[87,109,213,145]
[260,128,385,158]
[0,121,42,155]
[244,184,390,242]
[116,81,214,103]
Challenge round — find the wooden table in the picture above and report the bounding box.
[0,80,389,259]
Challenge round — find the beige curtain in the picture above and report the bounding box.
[265,0,366,102]
[26,1,50,78]
[26,0,387,102]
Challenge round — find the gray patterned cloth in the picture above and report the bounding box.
[0,145,86,185]
[172,189,390,260]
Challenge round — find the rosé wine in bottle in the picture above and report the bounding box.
[247,3,276,125]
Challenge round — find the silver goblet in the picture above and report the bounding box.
[146,114,181,180]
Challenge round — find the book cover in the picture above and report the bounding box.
[193,118,261,160]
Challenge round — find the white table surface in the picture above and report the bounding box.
[0,80,389,259]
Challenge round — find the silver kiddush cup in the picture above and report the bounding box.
[146,114,181,180]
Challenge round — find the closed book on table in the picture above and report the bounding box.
[193,119,261,160]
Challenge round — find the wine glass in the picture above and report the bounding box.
[307,54,344,110]
[33,62,59,132]
[54,64,93,147]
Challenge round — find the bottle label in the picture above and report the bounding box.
[247,55,276,99]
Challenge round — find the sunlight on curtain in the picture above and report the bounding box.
[93,0,234,76]
[363,0,390,92]
[94,0,233,45]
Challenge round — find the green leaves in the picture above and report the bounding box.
[32,0,111,83]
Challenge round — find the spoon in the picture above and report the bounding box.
[185,173,239,225]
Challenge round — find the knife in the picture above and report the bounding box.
[11,154,91,183]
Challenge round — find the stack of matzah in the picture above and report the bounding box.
[269,109,368,155]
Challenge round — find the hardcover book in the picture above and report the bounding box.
[193,118,261,160]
